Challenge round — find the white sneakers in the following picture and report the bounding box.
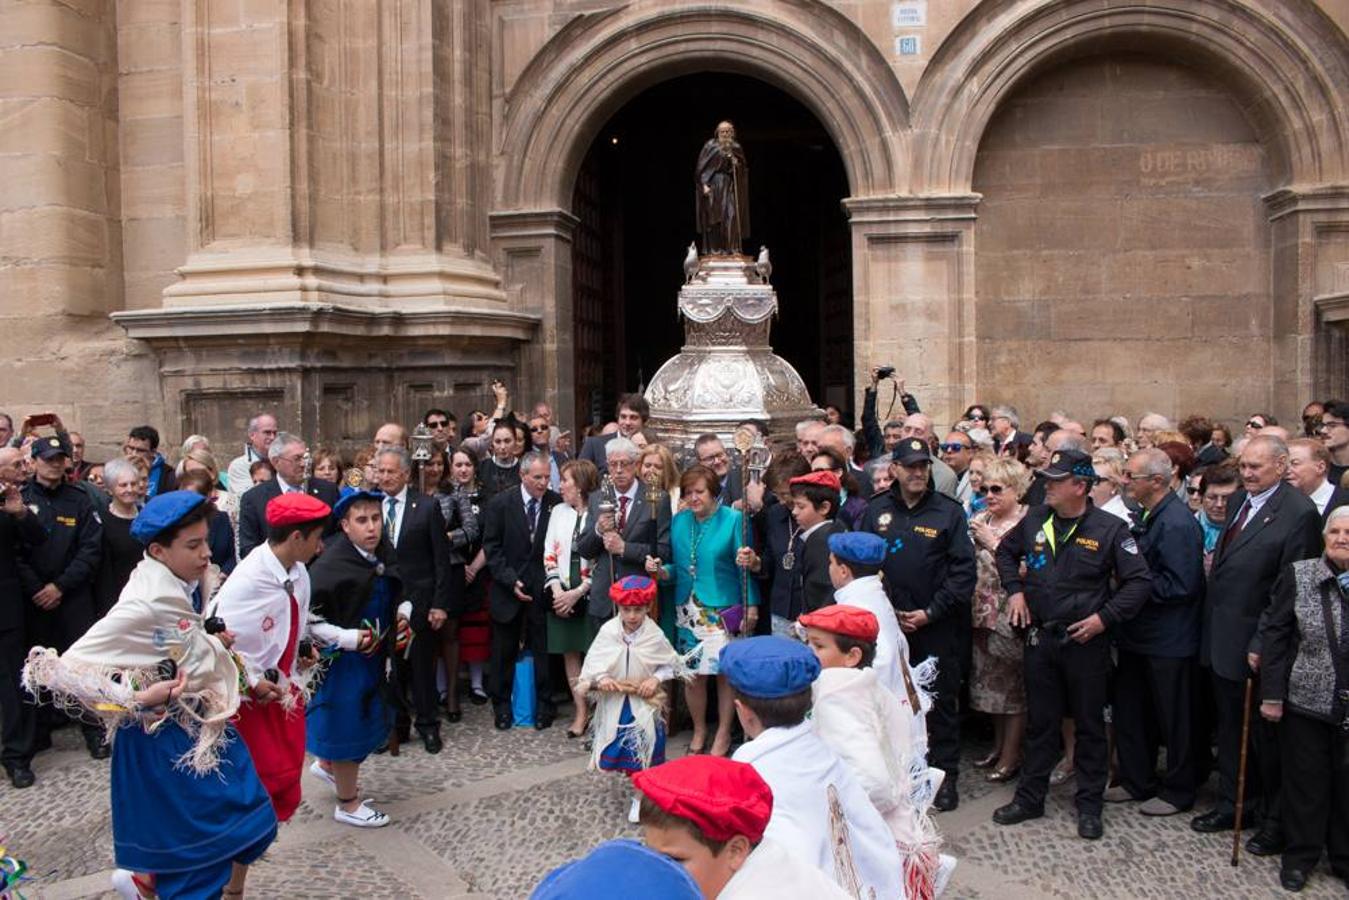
[334,799,391,828]
[309,759,337,790]
[627,796,641,824]
[110,869,146,899]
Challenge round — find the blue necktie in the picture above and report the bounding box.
[527,498,539,537]
[385,496,398,540]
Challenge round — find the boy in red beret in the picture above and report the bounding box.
[576,575,689,822]
[634,756,850,899]
[209,492,330,825]
[785,470,847,617]
[799,605,955,899]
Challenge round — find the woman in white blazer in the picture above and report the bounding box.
[542,458,600,738]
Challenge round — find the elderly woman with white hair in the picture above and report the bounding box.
[1259,505,1349,893]
[1090,449,1132,522]
[93,457,146,617]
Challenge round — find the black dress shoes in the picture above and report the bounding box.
[1189,809,1253,833]
[86,738,111,760]
[6,766,34,789]
[469,688,489,706]
[1245,828,1285,857]
[1078,812,1104,840]
[534,713,555,731]
[932,779,959,812]
[992,801,1044,826]
[1279,868,1307,892]
[494,711,513,731]
[420,730,443,754]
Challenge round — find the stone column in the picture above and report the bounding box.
[1265,186,1349,410]
[844,194,980,428]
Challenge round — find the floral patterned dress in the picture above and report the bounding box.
[970,507,1027,715]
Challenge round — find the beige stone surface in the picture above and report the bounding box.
[2,0,1349,449]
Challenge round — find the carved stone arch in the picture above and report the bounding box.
[910,0,1349,194]
[495,1,911,210]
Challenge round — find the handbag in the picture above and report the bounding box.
[511,651,537,727]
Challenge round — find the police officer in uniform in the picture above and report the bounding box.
[18,435,106,759]
[991,448,1151,839]
[858,436,976,811]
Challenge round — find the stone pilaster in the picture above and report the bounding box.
[844,194,980,428]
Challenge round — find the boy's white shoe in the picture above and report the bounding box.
[627,796,641,824]
[335,799,391,828]
[309,759,337,791]
[111,869,148,899]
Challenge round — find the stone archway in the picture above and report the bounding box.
[905,0,1349,419]
[488,1,910,421]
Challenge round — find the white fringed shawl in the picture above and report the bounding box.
[576,617,690,771]
[21,557,241,774]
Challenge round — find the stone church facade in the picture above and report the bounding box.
[4,0,1349,456]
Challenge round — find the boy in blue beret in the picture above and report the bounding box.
[530,838,701,900]
[724,637,902,898]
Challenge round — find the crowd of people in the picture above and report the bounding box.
[1,374,1348,898]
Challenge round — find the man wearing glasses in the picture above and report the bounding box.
[122,425,176,499]
[691,434,743,506]
[237,432,338,558]
[528,415,566,491]
[421,409,457,451]
[1319,401,1349,486]
[939,430,975,506]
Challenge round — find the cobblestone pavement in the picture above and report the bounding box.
[11,708,1346,899]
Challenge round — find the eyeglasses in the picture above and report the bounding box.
[530,426,549,433]
[1246,420,1265,430]
[984,484,1007,494]
[698,452,728,464]
[1320,419,1347,432]
[426,419,449,428]
[938,442,969,453]
[966,415,987,422]
[1186,486,1201,495]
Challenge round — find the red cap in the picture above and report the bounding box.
[631,756,773,843]
[610,575,657,608]
[798,604,879,642]
[789,470,841,491]
[265,492,332,527]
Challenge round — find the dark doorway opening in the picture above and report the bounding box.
[569,73,853,431]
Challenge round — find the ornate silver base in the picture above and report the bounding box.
[645,254,821,457]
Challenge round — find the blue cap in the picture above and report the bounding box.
[828,531,886,566]
[130,490,207,546]
[530,839,701,900]
[720,636,821,699]
[332,489,384,521]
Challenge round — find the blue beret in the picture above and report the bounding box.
[720,636,821,698]
[827,531,886,566]
[530,839,701,900]
[130,490,207,546]
[332,489,384,521]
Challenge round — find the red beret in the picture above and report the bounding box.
[610,575,657,608]
[631,756,773,843]
[265,492,332,527]
[789,470,841,491]
[798,605,879,642]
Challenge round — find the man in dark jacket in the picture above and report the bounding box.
[1109,448,1206,816]
[858,437,976,812]
[992,448,1152,841]
[19,435,105,759]
[1190,435,1322,856]
[0,448,45,787]
[237,433,339,559]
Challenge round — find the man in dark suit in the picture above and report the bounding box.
[0,448,45,787]
[482,451,561,730]
[1286,437,1348,522]
[578,394,649,474]
[1191,435,1322,854]
[236,432,339,558]
[693,433,745,506]
[990,405,1033,457]
[576,437,670,634]
[375,447,457,753]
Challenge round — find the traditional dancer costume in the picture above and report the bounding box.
[21,492,277,900]
[209,492,330,822]
[531,839,701,900]
[724,637,903,899]
[305,493,403,763]
[632,756,852,900]
[576,576,688,773]
[800,605,954,900]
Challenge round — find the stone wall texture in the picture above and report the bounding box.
[2,0,1349,459]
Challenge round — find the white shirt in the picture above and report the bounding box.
[1309,479,1335,515]
[208,542,311,687]
[799,520,829,543]
[719,839,852,900]
[519,484,543,534]
[384,486,409,545]
[732,722,902,898]
[275,474,300,495]
[1239,482,1280,527]
[833,576,910,706]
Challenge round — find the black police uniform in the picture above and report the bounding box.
[18,471,104,754]
[858,440,976,782]
[0,495,46,778]
[995,484,1151,819]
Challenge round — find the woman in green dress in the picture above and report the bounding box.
[646,464,759,756]
[543,459,600,738]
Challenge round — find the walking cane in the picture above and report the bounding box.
[1231,676,1254,866]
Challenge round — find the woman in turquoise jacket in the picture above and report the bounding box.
[646,464,759,756]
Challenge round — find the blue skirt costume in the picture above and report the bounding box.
[111,719,277,900]
[305,575,394,762]
[598,697,667,774]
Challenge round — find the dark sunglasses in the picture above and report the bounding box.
[984,484,1007,494]
[426,419,449,428]
[938,442,969,453]
[530,425,550,432]
[1246,419,1264,429]
[965,414,987,422]
[1186,486,1201,495]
